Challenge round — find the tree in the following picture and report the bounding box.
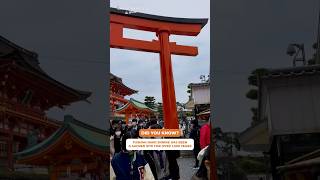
[246,68,269,125]
[144,96,156,109]
[157,102,164,120]
[176,102,184,119]
[187,84,192,94]
[214,127,241,155]
[214,127,247,179]
[307,42,320,65]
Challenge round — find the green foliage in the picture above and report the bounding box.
[186,111,193,116]
[214,127,241,153]
[246,68,269,124]
[217,158,247,180]
[157,102,164,120]
[237,157,269,174]
[250,107,258,124]
[307,42,317,65]
[246,89,258,100]
[144,96,156,109]
[228,162,248,180]
[247,68,269,86]
[187,84,192,94]
[308,58,315,65]
[218,157,269,179]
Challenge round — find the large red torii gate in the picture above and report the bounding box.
[110,8,207,129]
[110,9,217,180]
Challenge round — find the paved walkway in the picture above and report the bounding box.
[177,157,198,180]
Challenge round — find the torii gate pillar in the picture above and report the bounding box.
[110,8,208,129]
[158,30,179,129]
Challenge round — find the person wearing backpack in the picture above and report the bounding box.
[111,131,155,180]
[192,145,210,180]
[189,120,201,169]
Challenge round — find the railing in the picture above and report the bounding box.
[0,98,44,116]
[0,98,60,128]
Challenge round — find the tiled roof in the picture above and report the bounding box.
[0,35,91,102]
[110,73,138,94]
[189,82,210,87]
[262,65,320,79]
[115,98,157,112]
[15,115,108,159]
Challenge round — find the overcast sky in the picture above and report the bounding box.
[110,0,210,105]
[111,0,320,132]
[1,1,319,132]
[0,0,108,129]
[213,0,320,131]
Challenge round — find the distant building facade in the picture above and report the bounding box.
[258,65,320,179]
[185,82,210,120]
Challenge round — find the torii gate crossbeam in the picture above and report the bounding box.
[110,8,207,130]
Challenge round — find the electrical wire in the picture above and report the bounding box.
[37,55,255,76]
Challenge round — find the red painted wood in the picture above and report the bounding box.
[110,12,204,129]
[158,31,179,129]
[110,14,202,36]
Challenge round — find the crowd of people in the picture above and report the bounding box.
[109,117,211,180]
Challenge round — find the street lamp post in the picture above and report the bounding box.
[286,43,306,67]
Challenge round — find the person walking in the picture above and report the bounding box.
[189,120,200,169]
[110,120,123,156]
[200,118,210,150]
[165,150,180,180]
[111,131,155,180]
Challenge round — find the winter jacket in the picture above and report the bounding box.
[200,124,210,149]
[111,151,155,180]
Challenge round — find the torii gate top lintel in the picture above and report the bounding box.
[110,8,208,32]
[110,8,208,129]
[110,8,208,55]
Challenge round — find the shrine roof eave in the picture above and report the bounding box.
[110,73,122,82]
[115,98,157,113]
[189,82,210,87]
[14,64,92,103]
[0,35,92,103]
[261,64,320,79]
[14,115,108,160]
[0,35,37,59]
[110,73,137,95]
[110,8,208,29]
[111,80,138,95]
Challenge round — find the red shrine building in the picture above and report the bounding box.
[109,73,137,119]
[0,35,91,171]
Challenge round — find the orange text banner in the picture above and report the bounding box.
[139,129,181,137]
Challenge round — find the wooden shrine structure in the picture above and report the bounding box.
[15,115,108,180]
[109,73,137,119]
[110,8,208,129]
[0,35,91,171]
[115,98,156,124]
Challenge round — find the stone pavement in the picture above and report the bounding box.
[177,157,198,180]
